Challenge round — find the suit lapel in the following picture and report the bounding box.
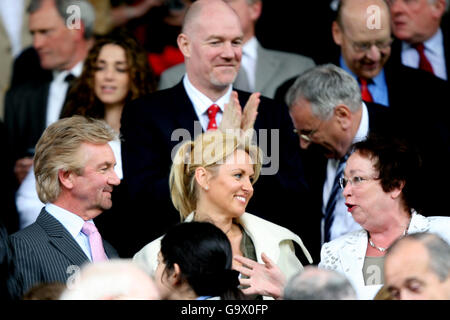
[171,83,202,137]
[37,209,89,266]
[255,45,280,93]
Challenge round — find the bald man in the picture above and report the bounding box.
[117,0,311,259]
[385,232,450,300]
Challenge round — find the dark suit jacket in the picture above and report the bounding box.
[106,81,312,260]
[9,209,118,297]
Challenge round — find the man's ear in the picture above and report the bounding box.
[332,20,343,46]
[430,0,446,19]
[334,104,352,129]
[177,33,191,58]
[58,169,74,190]
[249,0,263,21]
[390,181,405,200]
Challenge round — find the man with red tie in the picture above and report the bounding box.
[9,116,120,297]
[388,0,449,81]
[118,0,311,260]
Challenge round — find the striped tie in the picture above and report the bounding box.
[324,154,349,243]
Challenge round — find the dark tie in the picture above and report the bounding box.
[359,78,373,103]
[413,43,434,75]
[60,73,76,118]
[324,154,349,243]
[206,104,220,131]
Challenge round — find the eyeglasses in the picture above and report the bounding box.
[293,121,323,143]
[339,176,379,189]
[344,33,393,54]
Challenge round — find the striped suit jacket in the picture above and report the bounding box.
[9,209,118,297]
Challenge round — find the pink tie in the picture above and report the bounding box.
[207,104,220,131]
[81,222,108,262]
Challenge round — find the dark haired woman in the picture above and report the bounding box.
[154,221,245,300]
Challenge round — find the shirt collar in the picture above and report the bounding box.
[45,203,92,239]
[183,74,233,115]
[340,55,385,87]
[243,36,258,61]
[353,102,369,144]
[52,61,84,83]
[402,28,443,56]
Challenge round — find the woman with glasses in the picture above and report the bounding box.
[319,133,450,300]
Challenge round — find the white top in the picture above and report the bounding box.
[0,0,24,57]
[319,211,450,300]
[45,203,95,261]
[46,62,83,127]
[322,103,369,243]
[16,140,123,229]
[183,74,233,132]
[401,29,447,81]
[241,37,258,91]
[133,212,313,300]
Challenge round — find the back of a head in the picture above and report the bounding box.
[283,266,357,300]
[160,222,243,299]
[34,116,118,204]
[60,259,160,300]
[286,64,362,120]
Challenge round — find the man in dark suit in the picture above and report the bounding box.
[285,64,396,261]
[388,0,449,81]
[115,0,310,259]
[9,116,120,297]
[4,0,95,187]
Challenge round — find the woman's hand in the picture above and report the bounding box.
[233,252,286,299]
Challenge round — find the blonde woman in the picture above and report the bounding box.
[133,130,312,299]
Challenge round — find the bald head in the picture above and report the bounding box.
[182,0,241,36]
[385,233,450,300]
[337,0,391,31]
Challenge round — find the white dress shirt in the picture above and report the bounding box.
[183,74,233,132]
[401,29,447,81]
[241,37,258,91]
[322,103,370,243]
[46,62,83,127]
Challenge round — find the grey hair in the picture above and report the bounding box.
[28,0,95,39]
[285,64,362,120]
[388,232,450,281]
[283,266,357,300]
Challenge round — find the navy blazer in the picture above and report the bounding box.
[104,81,312,259]
[10,209,118,297]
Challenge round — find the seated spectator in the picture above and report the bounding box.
[60,259,160,300]
[133,130,313,300]
[9,116,120,297]
[283,265,356,300]
[15,30,156,240]
[152,221,244,300]
[384,232,450,300]
[319,133,450,299]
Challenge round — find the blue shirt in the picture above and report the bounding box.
[340,56,389,107]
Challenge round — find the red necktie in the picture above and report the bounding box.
[359,78,373,103]
[413,43,434,75]
[207,104,220,131]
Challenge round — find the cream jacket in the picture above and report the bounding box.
[319,212,450,300]
[133,212,313,300]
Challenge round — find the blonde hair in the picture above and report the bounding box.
[169,130,262,220]
[34,115,118,203]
